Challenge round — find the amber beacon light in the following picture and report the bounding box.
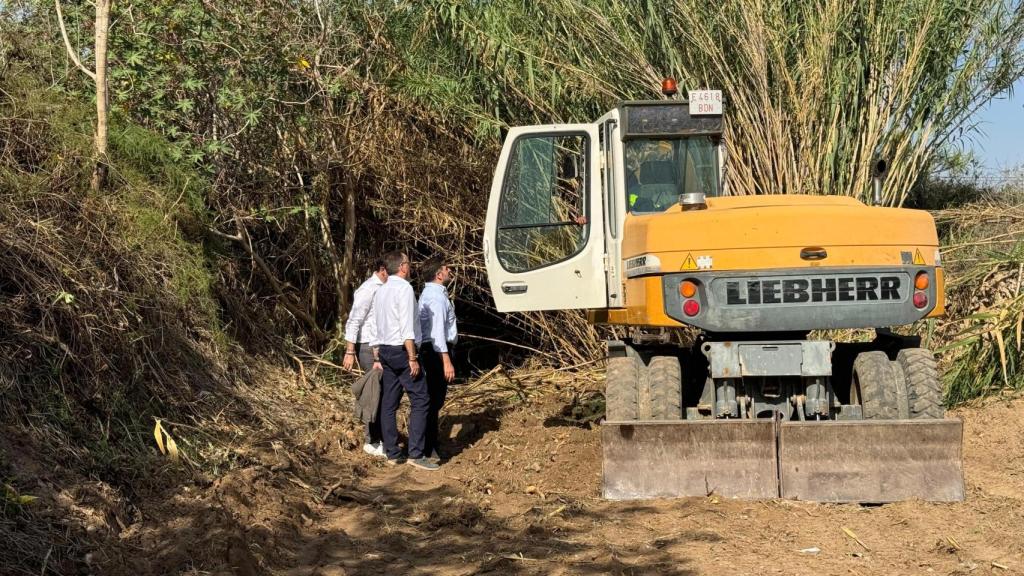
[661,77,678,97]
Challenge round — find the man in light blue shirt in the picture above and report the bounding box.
[417,257,458,462]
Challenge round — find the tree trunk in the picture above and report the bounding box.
[91,0,111,191]
[322,170,352,339]
[338,171,356,325]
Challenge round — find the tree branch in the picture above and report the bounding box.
[217,217,326,341]
[54,0,97,81]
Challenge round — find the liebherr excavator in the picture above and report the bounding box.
[482,84,964,502]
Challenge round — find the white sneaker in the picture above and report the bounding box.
[362,442,385,458]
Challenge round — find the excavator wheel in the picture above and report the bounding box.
[896,348,944,419]
[645,356,683,420]
[850,351,901,419]
[606,356,640,421]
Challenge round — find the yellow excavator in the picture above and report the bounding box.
[482,82,964,502]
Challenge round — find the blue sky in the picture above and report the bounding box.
[967,77,1024,172]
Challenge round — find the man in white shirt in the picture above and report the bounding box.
[342,258,387,457]
[370,251,437,471]
[417,258,458,462]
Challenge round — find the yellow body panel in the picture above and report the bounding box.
[590,195,945,328]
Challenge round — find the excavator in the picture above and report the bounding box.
[482,81,964,502]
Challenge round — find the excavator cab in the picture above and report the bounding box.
[482,91,964,503]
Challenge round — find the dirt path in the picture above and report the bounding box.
[108,393,1024,576]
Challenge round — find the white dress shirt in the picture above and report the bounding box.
[343,273,385,344]
[371,275,421,347]
[418,282,458,353]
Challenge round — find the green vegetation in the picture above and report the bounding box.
[1,0,1023,570]
[0,40,222,484]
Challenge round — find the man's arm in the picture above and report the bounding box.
[342,284,372,370]
[427,294,455,382]
[399,285,421,377]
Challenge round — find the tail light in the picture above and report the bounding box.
[915,272,929,290]
[683,299,700,316]
[679,280,697,298]
[912,292,928,309]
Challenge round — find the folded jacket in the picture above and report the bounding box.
[351,367,382,424]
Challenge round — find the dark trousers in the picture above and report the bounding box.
[379,345,429,459]
[420,344,450,457]
[354,342,382,444]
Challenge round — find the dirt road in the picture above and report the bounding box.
[114,390,1024,576]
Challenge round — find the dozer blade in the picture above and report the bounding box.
[602,420,778,500]
[778,419,965,503]
[602,419,965,502]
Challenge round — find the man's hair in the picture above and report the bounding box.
[382,250,406,275]
[420,257,446,283]
[373,258,386,272]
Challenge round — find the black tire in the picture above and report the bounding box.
[645,356,683,420]
[851,351,901,419]
[896,348,944,419]
[606,356,640,421]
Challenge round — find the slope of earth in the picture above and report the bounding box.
[84,382,1020,576]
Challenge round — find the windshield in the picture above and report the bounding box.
[624,136,720,213]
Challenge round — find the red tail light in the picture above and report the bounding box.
[912,292,928,309]
[683,299,700,316]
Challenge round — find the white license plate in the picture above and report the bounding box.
[688,90,723,115]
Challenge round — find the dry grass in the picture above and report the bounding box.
[931,190,1024,402]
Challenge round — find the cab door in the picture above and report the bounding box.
[483,124,607,312]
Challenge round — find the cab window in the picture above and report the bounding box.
[624,136,719,213]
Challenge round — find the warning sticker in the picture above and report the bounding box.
[681,253,698,270]
[913,249,926,265]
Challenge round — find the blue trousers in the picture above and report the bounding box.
[379,345,429,459]
[420,344,450,457]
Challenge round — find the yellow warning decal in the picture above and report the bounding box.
[681,253,698,270]
[913,249,926,265]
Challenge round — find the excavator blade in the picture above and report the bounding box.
[778,419,964,503]
[602,420,779,500]
[602,419,964,502]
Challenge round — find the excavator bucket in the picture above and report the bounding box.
[602,419,964,502]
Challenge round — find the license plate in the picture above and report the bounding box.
[689,90,723,116]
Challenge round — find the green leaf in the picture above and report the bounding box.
[126,51,145,67]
